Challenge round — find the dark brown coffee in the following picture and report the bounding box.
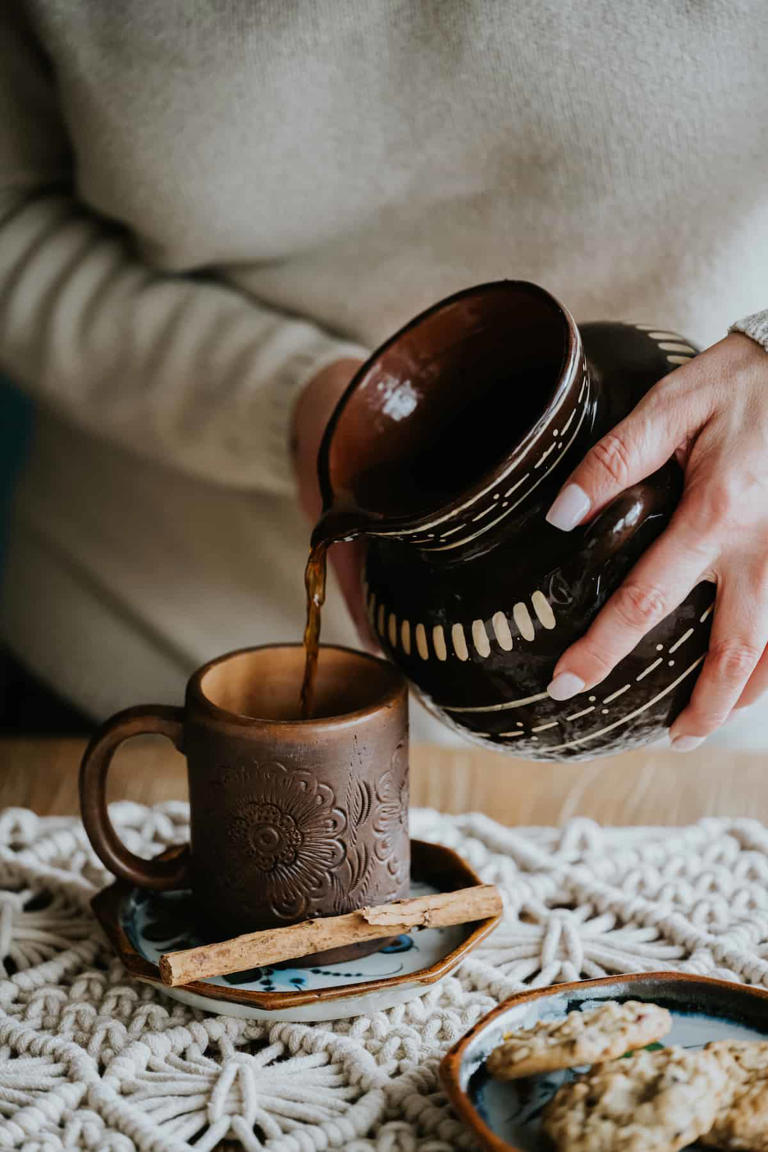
[299,541,327,719]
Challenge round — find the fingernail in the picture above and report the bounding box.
[546,484,591,531]
[547,672,586,701]
[670,735,705,753]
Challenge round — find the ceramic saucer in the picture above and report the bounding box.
[440,972,768,1152]
[92,838,500,1023]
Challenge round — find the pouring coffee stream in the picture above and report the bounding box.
[299,544,325,720]
[300,508,371,719]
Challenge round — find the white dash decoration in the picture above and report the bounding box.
[492,611,514,651]
[658,342,696,353]
[513,602,535,642]
[637,656,663,681]
[472,619,491,658]
[669,627,694,654]
[388,612,398,648]
[415,623,429,661]
[531,591,556,630]
[451,622,469,662]
[565,705,596,721]
[432,624,447,662]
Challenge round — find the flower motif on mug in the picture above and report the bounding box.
[237,803,303,871]
[229,761,347,920]
[372,744,409,881]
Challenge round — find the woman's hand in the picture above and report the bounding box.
[545,331,768,750]
[292,356,375,647]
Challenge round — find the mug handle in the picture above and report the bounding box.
[79,704,190,890]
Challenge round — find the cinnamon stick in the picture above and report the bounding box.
[159,883,502,986]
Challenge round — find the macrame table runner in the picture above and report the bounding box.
[1,803,768,1152]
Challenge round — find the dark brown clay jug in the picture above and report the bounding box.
[315,281,714,760]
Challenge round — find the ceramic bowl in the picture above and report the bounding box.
[92,838,500,1023]
[440,972,768,1152]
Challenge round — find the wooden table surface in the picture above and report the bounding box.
[1,736,765,826]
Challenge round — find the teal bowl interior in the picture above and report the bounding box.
[445,974,768,1152]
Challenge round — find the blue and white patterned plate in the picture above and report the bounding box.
[93,838,500,1022]
[440,973,768,1152]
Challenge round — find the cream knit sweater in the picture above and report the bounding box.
[1,2,767,741]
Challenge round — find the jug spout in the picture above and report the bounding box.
[310,504,377,549]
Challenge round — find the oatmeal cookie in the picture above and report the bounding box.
[542,1046,731,1152]
[487,999,671,1080]
[701,1040,768,1151]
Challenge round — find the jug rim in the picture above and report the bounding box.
[316,279,583,541]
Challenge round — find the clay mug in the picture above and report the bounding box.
[79,644,410,962]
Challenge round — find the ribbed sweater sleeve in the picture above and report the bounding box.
[730,310,768,352]
[0,7,366,495]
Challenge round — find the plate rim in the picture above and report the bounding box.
[92,837,501,1010]
[439,971,768,1152]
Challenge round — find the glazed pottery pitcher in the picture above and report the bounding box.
[315,281,713,760]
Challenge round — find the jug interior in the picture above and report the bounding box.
[323,283,570,521]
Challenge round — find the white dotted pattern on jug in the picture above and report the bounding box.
[371,361,591,552]
[368,326,693,558]
[485,608,712,749]
[635,324,698,366]
[495,654,705,750]
[368,599,712,753]
[369,590,559,659]
[426,372,591,554]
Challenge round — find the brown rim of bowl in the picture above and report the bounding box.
[439,972,768,1152]
[188,642,408,729]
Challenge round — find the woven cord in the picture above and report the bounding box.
[1,803,767,1150]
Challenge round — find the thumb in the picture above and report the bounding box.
[545,374,702,532]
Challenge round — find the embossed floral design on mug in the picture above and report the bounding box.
[79,644,410,963]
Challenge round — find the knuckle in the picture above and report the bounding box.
[591,432,634,488]
[569,640,615,682]
[682,482,738,535]
[584,648,615,679]
[708,638,761,683]
[612,582,668,630]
